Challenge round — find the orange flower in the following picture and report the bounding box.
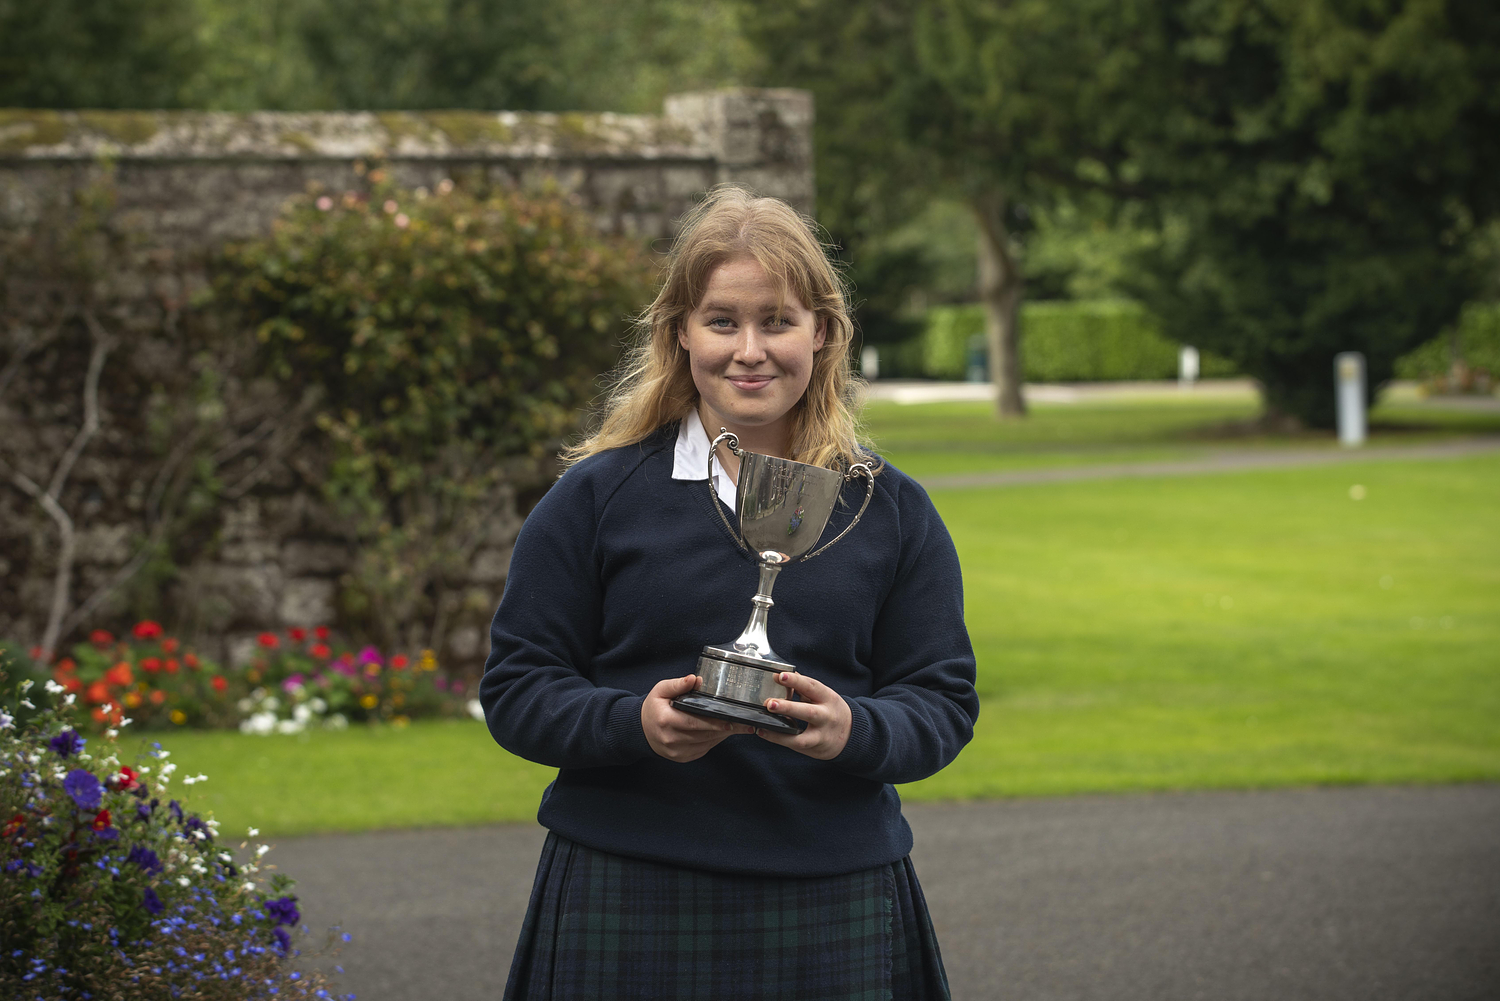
[91,707,107,722]
[132,621,163,640]
[184,653,199,670]
[62,677,83,695]
[86,681,111,705]
[105,662,134,687]
[141,657,162,673]
[211,675,228,693]
[55,657,76,674]
[124,691,143,708]
[161,637,179,654]
[149,690,166,705]
[165,658,180,673]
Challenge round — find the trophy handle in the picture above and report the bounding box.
[799,462,875,562]
[708,429,747,553]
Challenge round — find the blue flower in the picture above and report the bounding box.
[127,845,163,874]
[62,770,102,810]
[271,927,291,953]
[48,729,85,758]
[142,887,165,915]
[265,896,300,927]
[136,801,152,821]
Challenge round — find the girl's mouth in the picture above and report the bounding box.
[727,375,773,391]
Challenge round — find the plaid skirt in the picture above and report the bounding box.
[503,832,952,1001]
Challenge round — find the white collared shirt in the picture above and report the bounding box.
[672,409,736,509]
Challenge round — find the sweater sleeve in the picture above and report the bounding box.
[478,462,655,769]
[831,478,980,785]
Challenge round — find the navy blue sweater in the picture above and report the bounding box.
[480,426,979,877]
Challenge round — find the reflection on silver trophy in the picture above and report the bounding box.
[671,429,874,734]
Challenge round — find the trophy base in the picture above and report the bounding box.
[671,691,807,735]
[671,645,808,735]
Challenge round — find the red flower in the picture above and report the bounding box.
[161,637,179,654]
[105,662,134,687]
[184,653,199,670]
[91,808,112,831]
[28,645,47,663]
[90,630,114,647]
[211,675,228,693]
[86,681,111,705]
[132,621,163,640]
[257,632,279,649]
[2,814,24,837]
[390,654,409,670]
[149,690,166,704]
[55,657,76,674]
[314,625,331,640]
[310,643,331,659]
[112,766,139,791]
[62,677,83,695]
[141,657,162,673]
[165,658,180,673]
[289,627,308,642]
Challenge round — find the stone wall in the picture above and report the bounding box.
[0,89,814,669]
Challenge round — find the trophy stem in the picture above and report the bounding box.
[731,559,784,662]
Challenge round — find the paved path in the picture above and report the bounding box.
[916,436,1500,491]
[273,784,1499,1000]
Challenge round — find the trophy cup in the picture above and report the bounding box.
[671,429,875,734]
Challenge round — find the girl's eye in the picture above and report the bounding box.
[708,317,734,330]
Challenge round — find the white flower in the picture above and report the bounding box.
[104,729,117,738]
[247,827,259,837]
[292,704,313,724]
[63,694,75,706]
[325,713,348,730]
[119,717,132,728]
[218,852,233,863]
[177,876,191,887]
[466,698,485,721]
[44,680,65,694]
[242,881,257,892]
[18,680,33,693]
[275,718,304,735]
[192,829,206,840]
[239,712,278,736]
[19,699,34,709]
[309,697,327,714]
[256,844,272,858]
[0,712,12,730]
[157,749,170,759]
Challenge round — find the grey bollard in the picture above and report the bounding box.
[1335,351,1367,447]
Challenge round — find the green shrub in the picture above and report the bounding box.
[216,171,654,647]
[917,301,1239,382]
[1394,301,1500,392]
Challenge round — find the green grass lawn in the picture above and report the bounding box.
[155,396,1500,837]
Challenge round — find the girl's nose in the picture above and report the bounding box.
[734,327,769,364]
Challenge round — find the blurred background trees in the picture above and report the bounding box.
[2,0,1498,428]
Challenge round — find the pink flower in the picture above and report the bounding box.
[316,195,333,211]
[383,200,398,215]
[394,213,410,229]
[357,646,382,666]
[282,674,305,692]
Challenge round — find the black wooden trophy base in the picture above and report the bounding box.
[671,691,808,735]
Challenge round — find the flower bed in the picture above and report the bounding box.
[0,655,353,998]
[6,623,479,735]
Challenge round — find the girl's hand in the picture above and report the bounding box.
[758,672,852,760]
[642,674,755,763]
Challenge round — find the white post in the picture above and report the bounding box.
[1335,351,1366,447]
[860,346,880,381]
[1178,345,1200,387]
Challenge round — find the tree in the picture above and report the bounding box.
[745,0,1154,416]
[0,0,204,108]
[1126,0,1500,427]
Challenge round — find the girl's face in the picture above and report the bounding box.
[678,256,826,455]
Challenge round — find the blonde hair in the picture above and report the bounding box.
[564,185,874,472]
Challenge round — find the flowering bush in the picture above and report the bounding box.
[0,664,352,999]
[236,627,473,735]
[2,622,476,737]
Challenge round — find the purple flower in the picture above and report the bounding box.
[136,801,152,821]
[48,729,85,758]
[265,896,300,926]
[168,800,183,823]
[63,770,102,810]
[282,673,306,693]
[357,646,382,666]
[184,815,211,841]
[332,661,356,678]
[93,825,119,841]
[142,887,164,915]
[272,926,291,953]
[128,845,163,874]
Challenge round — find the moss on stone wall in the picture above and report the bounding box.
[0,110,71,152]
[76,111,161,145]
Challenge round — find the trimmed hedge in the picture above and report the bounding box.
[1394,302,1500,389]
[907,301,1239,382]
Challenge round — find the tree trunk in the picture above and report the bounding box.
[974,193,1026,417]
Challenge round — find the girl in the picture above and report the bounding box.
[481,185,978,1000]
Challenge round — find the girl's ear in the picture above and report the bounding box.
[677,325,690,352]
[813,316,827,352]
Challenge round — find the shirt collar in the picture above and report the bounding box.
[672,409,737,509]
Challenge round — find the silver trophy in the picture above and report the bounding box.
[672,429,875,734]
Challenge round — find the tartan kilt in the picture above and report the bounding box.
[503,832,952,1001]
